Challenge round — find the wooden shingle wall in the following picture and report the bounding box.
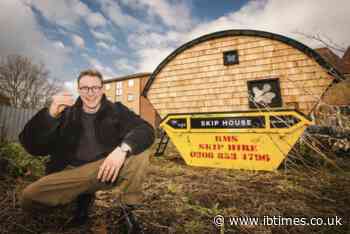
[147,36,334,118]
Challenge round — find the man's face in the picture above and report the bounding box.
[78,75,104,110]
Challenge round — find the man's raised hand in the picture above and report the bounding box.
[49,91,75,118]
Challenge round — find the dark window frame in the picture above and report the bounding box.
[223,50,239,66]
[247,78,283,109]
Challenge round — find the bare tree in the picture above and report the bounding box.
[295,31,347,54]
[0,54,62,109]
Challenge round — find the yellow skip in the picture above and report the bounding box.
[160,110,313,171]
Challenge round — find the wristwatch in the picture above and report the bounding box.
[120,143,131,156]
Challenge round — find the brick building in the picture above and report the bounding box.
[103,73,160,128]
[316,47,350,80]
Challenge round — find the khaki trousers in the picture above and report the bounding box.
[21,148,151,212]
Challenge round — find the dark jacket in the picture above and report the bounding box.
[19,95,155,174]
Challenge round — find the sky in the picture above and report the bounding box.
[0,0,349,93]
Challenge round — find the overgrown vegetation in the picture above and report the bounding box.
[0,138,349,233]
[0,142,47,178]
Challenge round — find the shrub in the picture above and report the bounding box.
[0,142,48,178]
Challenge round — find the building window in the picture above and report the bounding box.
[105,84,111,90]
[116,89,122,96]
[247,78,282,109]
[116,82,122,96]
[223,50,239,65]
[128,79,134,87]
[127,94,134,101]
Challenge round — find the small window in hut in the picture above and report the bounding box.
[223,50,239,65]
[247,78,282,109]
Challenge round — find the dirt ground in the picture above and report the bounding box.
[0,146,349,234]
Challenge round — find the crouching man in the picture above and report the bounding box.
[18,69,155,227]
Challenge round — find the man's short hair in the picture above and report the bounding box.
[77,69,103,84]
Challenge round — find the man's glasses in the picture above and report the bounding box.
[79,86,102,93]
